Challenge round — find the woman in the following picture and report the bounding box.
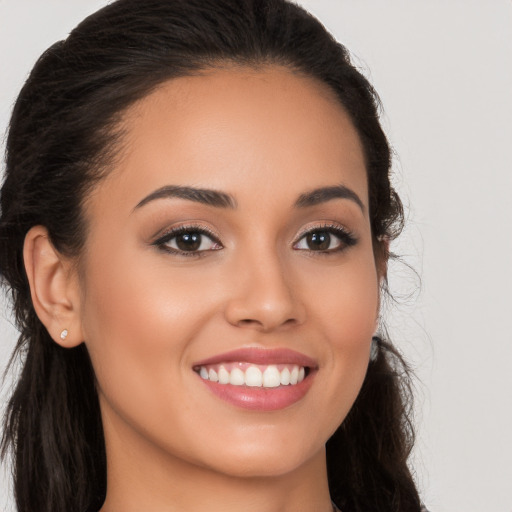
[0,0,425,511]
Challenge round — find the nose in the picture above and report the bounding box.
[223,250,306,332]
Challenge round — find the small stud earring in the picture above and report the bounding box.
[370,336,380,362]
[60,329,69,340]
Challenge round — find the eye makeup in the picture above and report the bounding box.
[152,223,223,257]
[151,220,357,258]
[293,222,358,255]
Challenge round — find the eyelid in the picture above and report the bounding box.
[149,220,357,257]
[151,221,220,241]
[293,222,358,251]
[151,223,223,255]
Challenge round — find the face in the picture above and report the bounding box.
[77,66,381,479]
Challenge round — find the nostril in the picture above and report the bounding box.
[224,284,306,331]
[235,316,298,331]
[238,318,262,327]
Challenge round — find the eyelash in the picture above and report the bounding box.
[152,223,357,257]
[294,223,358,255]
[152,224,222,258]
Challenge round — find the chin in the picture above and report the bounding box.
[195,431,325,479]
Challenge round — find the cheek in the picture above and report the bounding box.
[82,235,210,339]
[304,252,379,416]
[78,241,213,408]
[308,252,379,346]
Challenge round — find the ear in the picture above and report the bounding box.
[23,226,83,347]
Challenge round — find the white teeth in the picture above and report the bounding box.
[218,366,230,384]
[198,363,307,388]
[262,365,281,388]
[245,366,263,387]
[280,367,291,385]
[229,367,245,386]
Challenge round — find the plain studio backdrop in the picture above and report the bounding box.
[1,1,511,511]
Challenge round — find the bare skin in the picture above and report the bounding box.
[24,66,382,512]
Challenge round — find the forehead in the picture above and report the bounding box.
[91,65,368,216]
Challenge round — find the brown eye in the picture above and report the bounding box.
[175,232,202,251]
[294,225,357,253]
[305,231,331,251]
[155,227,222,255]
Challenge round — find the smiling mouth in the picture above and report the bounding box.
[194,362,309,388]
[192,347,317,410]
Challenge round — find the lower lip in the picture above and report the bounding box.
[197,371,315,411]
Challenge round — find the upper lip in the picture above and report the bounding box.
[193,347,318,368]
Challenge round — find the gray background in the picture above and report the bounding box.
[1,1,511,510]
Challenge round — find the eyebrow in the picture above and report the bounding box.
[294,185,365,212]
[134,183,364,212]
[134,185,237,210]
